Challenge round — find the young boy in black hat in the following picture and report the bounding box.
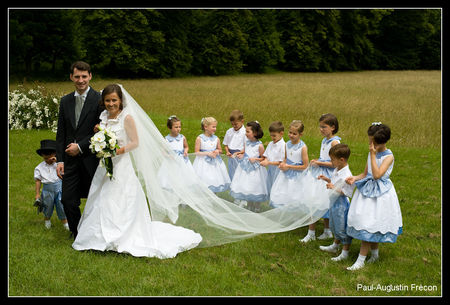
[34,139,69,230]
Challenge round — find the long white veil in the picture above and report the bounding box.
[121,85,343,247]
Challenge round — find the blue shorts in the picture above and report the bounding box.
[41,181,66,220]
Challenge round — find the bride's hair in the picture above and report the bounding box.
[101,84,124,110]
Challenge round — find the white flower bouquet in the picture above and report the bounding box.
[89,126,120,180]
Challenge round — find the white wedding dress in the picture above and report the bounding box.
[72,107,202,259]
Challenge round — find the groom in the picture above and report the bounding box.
[56,61,103,239]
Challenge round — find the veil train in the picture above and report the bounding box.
[121,85,343,247]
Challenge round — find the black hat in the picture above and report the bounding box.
[36,139,57,156]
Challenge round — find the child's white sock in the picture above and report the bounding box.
[367,249,379,263]
[347,254,366,270]
[331,249,349,261]
[63,222,70,231]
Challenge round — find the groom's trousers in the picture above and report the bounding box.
[61,155,95,238]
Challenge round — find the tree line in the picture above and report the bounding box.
[9,8,441,79]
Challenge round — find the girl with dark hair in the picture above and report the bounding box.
[229,121,268,212]
[301,113,341,243]
[344,123,402,270]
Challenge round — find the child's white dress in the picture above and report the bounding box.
[193,134,231,193]
[311,136,341,178]
[223,125,246,180]
[346,149,403,243]
[263,138,286,195]
[310,136,340,219]
[159,134,195,190]
[230,138,268,202]
[165,134,194,170]
[269,140,306,208]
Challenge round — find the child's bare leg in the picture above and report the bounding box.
[367,242,380,263]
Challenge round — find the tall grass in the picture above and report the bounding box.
[8,71,441,296]
[12,70,441,149]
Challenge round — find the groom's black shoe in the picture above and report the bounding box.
[69,232,77,240]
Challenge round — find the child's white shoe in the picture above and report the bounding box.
[346,261,365,271]
[319,243,339,253]
[63,223,70,231]
[366,255,379,264]
[366,249,379,263]
[239,200,247,208]
[317,229,333,240]
[300,231,316,243]
[346,254,366,271]
[331,251,349,262]
[45,220,51,229]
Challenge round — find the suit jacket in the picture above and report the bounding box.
[56,87,103,177]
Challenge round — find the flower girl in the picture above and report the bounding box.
[193,117,231,193]
[301,113,340,242]
[159,115,195,191]
[345,123,402,271]
[269,120,309,208]
[229,121,268,212]
[165,115,194,170]
[260,121,286,195]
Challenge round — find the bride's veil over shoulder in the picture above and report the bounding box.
[120,84,343,247]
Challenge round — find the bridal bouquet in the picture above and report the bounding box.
[89,126,120,180]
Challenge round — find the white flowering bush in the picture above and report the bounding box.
[8,84,61,132]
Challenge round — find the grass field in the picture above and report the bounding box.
[8,71,441,296]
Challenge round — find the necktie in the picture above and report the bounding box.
[74,95,84,126]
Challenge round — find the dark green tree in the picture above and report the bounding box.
[9,9,82,76]
[189,9,249,76]
[236,9,284,73]
[372,9,439,69]
[81,9,165,77]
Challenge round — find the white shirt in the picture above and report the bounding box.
[223,125,246,151]
[263,138,286,162]
[34,161,61,184]
[74,86,91,101]
[330,164,354,198]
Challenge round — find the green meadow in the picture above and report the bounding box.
[8,70,441,296]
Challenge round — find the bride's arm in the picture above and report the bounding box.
[117,115,139,155]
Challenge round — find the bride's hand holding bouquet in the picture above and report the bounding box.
[89,126,120,180]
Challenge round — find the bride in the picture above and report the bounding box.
[73,84,343,259]
[72,84,202,258]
